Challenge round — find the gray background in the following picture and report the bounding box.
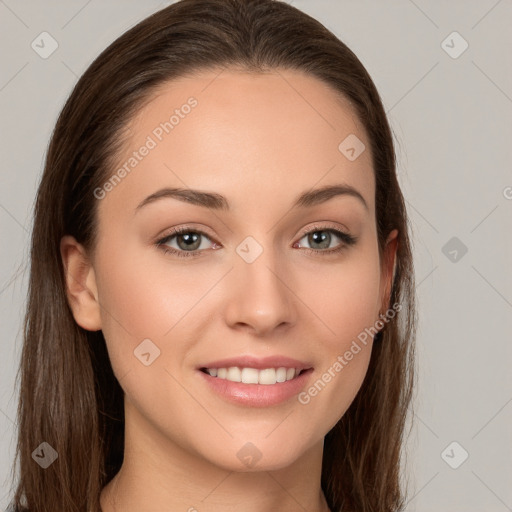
[1,1,511,510]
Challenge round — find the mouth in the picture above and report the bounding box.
[196,355,314,407]
[199,366,309,385]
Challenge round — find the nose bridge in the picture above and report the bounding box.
[224,234,296,333]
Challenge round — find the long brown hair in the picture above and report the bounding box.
[10,1,417,510]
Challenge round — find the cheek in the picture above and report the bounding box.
[306,248,382,351]
[295,249,381,425]
[93,239,225,386]
[94,241,211,341]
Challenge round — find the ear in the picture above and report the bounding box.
[379,228,399,314]
[60,235,102,331]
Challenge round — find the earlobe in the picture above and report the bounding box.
[60,235,102,331]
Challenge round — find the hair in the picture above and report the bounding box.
[10,0,417,511]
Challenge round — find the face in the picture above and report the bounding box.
[64,68,397,473]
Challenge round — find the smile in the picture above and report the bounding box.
[200,367,304,385]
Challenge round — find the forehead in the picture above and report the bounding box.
[100,67,374,219]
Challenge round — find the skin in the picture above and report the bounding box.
[61,68,398,512]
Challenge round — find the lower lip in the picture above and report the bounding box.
[197,369,313,407]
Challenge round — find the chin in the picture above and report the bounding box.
[202,436,314,473]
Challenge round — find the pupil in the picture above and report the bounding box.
[178,232,200,250]
[310,231,330,249]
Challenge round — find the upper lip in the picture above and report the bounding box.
[199,355,313,371]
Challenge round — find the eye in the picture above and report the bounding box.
[156,227,218,258]
[294,225,357,255]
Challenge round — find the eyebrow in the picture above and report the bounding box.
[135,183,369,212]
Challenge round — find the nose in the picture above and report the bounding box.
[223,246,297,336]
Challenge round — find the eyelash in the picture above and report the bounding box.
[155,224,358,259]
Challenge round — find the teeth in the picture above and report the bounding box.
[276,367,287,383]
[241,367,259,384]
[258,368,276,385]
[205,366,301,385]
[227,367,241,382]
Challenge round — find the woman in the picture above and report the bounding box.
[10,0,417,510]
